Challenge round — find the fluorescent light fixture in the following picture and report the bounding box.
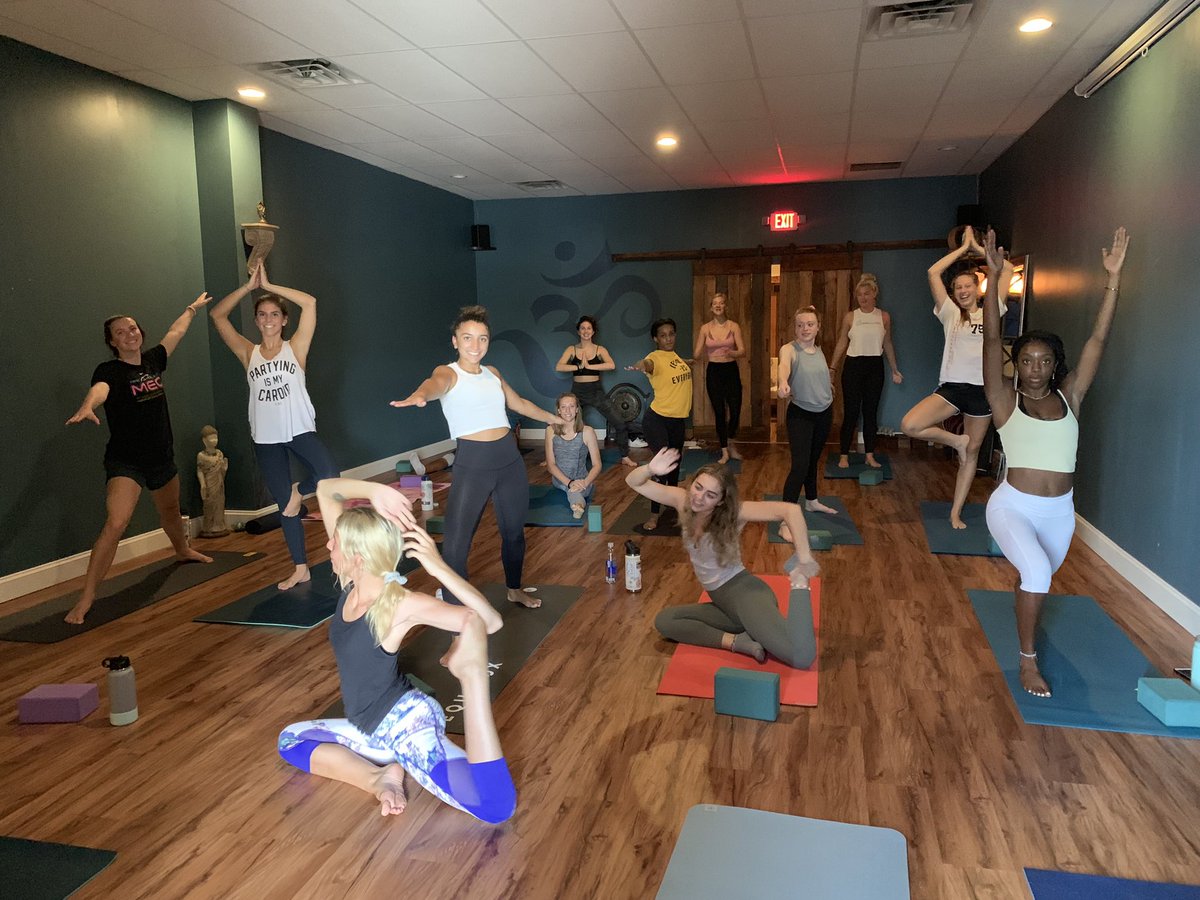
[938,144,958,151]
[1075,0,1200,98]
[1019,17,1053,33]
[451,174,467,179]
[237,87,266,99]
[655,135,678,149]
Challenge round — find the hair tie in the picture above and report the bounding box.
[383,570,407,586]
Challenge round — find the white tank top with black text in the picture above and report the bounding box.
[247,341,317,444]
[847,308,884,357]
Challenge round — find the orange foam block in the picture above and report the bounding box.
[656,575,821,707]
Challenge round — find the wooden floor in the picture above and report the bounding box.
[2,441,1198,899]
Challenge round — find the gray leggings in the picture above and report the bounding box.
[654,569,816,668]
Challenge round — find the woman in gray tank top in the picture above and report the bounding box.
[544,393,602,518]
[626,449,821,667]
[778,306,837,516]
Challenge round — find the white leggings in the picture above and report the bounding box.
[985,481,1075,593]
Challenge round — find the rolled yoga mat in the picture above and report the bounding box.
[823,451,893,480]
[919,501,1003,556]
[195,555,422,628]
[657,575,821,707]
[1025,868,1200,899]
[656,805,909,900]
[606,495,681,538]
[322,582,582,735]
[525,483,584,527]
[968,590,1200,739]
[763,494,863,546]
[0,836,116,900]
[0,551,263,644]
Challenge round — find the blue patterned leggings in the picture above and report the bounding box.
[278,690,516,824]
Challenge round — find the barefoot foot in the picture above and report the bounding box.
[949,514,967,530]
[718,450,730,464]
[64,598,93,624]
[778,522,793,543]
[950,432,971,465]
[837,455,850,469]
[1019,656,1051,698]
[805,499,837,515]
[728,444,742,460]
[442,611,491,678]
[620,456,638,469]
[282,482,304,518]
[641,515,659,532]
[372,763,408,816]
[508,587,541,609]
[177,548,214,564]
[278,565,311,590]
[865,453,882,469]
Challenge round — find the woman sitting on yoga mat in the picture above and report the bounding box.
[901,226,1012,530]
[391,305,562,610]
[627,449,821,667]
[778,306,837,516]
[277,477,516,824]
[554,315,635,468]
[210,262,339,591]
[544,393,601,519]
[981,227,1129,699]
[64,295,215,623]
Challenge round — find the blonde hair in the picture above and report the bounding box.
[333,507,408,645]
[855,274,879,297]
[679,463,742,568]
[553,392,584,437]
[794,305,820,327]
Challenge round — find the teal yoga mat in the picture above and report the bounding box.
[0,836,116,899]
[1026,868,1200,899]
[657,805,909,900]
[920,501,1002,556]
[764,495,863,546]
[824,452,893,480]
[679,449,741,475]
[968,590,1200,738]
[526,483,584,527]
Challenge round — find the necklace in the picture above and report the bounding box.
[1017,386,1051,401]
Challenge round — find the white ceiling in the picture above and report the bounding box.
[0,0,1161,200]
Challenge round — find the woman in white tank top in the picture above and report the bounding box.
[391,306,563,610]
[211,263,339,591]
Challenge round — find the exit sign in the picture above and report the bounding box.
[765,210,804,231]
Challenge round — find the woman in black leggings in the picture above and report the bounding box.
[778,307,837,515]
[391,306,562,609]
[692,293,746,464]
[554,315,635,468]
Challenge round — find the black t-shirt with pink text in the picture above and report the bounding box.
[91,344,173,467]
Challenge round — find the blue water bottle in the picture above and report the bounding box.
[605,542,617,584]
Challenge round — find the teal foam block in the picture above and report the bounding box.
[808,530,833,550]
[714,667,780,722]
[658,805,910,900]
[587,504,602,532]
[858,468,884,486]
[395,459,414,474]
[967,590,1200,738]
[1137,678,1200,727]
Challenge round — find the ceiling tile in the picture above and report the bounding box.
[697,120,779,151]
[528,32,661,92]
[583,87,689,135]
[1074,0,1163,49]
[334,50,486,103]
[845,140,914,164]
[778,142,846,171]
[923,100,1016,142]
[850,108,933,143]
[480,0,625,39]
[634,21,755,83]
[742,0,861,18]
[220,0,413,55]
[272,107,399,142]
[306,83,404,110]
[349,138,457,167]
[762,71,853,119]
[418,134,523,167]
[162,64,328,109]
[428,41,572,98]
[966,1,1091,58]
[858,31,969,70]
[484,132,578,162]
[0,14,138,72]
[748,8,863,77]
[466,159,551,183]
[113,68,214,101]
[611,0,740,29]
[999,95,1061,135]
[853,62,955,111]
[775,112,850,145]
[674,80,768,123]
[350,0,514,48]
[714,146,784,170]
[500,94,612,131]
[418,98,540,136]
[350,103,471,140]
[550,128,643,160]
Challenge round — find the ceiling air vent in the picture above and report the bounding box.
[512,180,567,192]
[866,0,976,40]
[254,58,364,88]
[848,161,903,172]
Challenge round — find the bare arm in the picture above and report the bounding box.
[1063,227,1129,411]
[692,324,707,362]
[394,528,501,634]
[209,275,257,369]
[554,345,578,374]
[738,500,819,581]
[928,226,977,312]
[258,265,317,368]
[66,382,110,425]
[590,345,617,372]
[981,229,1015,424]
[776,343,794,399]
[626,450,686,512]
[881,311,902,383]
[828,311,853,372]
[316,477,415,542]
[729,322,747,360]
[627,355,654,376]
[494,368,564,426]
[390,365,456,408]
[544,429,569,485]
[582,426,602,487]
[160,293,212,356]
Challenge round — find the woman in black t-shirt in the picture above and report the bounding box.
[64,294,213,623]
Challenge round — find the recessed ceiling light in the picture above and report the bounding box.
[237,87,266,99]
[451,174,467,179]
[938,144,958,151]
[1019,17,1053,33]
[655,135,678,149]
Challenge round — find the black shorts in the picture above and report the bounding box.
[935,382,991,418]
[104,458,178,491]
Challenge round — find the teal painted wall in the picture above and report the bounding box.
[0,37,212,577]
[980,14,1200,603]
[473,177,977,432]
[258,130,477,468]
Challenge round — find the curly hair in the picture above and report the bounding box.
[1012,330,1070,390]
[576,315,598,334]
[332,507,408,646]
[451,305,489,334]
[650,317,676,340]
[678,463,742,568]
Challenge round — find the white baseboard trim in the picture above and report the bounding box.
[1074,513,1200,635]
[0,439,460,606]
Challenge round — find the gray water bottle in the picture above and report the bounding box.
[102,656,138,726]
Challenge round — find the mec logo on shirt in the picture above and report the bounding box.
[129,373,164,401]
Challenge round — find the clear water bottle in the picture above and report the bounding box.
[421,476,434,511]
[102,656,138,726]
[624,540,642,593]
[605,542,617,584]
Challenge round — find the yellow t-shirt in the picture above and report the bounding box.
[645,350,692,418]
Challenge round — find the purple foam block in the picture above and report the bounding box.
[18,683,99,723]
[398,475,423,488]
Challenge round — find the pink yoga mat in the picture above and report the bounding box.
[656,575,821,707]
[304,480,450,520]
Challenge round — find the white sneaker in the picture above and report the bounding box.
[683,440,702,450]
[629,437,648,448]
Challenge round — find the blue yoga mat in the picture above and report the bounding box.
[762,494,863,546]
[824,452,893,480]
[1026,868,1200,898]
[657,805,909,899]
[968,590,1200,739]
[526,484,584,527]
[920,501,1002,556]
[679,449,741,476]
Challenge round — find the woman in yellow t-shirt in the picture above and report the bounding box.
[627,317,692,531]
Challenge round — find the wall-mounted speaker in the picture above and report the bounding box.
[470,224,495,251]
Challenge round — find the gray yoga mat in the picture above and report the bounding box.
[657,805,910,899]
[0,551,263,644]
[920,501,1003,556]
[763,494,863,546]
[322,582,582,734]
[0,836,116,900]
[607,495,681,537]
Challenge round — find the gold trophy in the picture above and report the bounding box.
[241,201,279,275]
